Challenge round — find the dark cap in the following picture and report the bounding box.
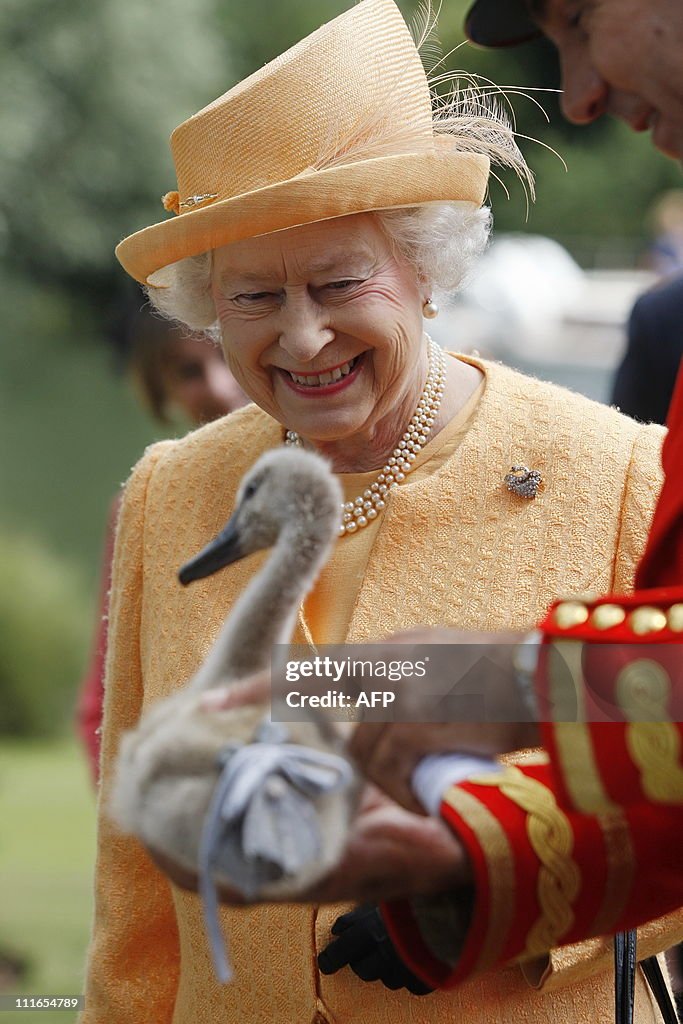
[465,0,541,48]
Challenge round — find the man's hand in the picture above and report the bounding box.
[318,904,434,994]
[348,627,540,813]
[304,784,472,903]
[147,782,472,904]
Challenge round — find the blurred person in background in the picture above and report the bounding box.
[125,304,248,428]
[613,191,683,424]
[647,190,683,277]
[612,272,683,425]
[75,302,247,784]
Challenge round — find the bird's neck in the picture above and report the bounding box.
[189,530,330,691]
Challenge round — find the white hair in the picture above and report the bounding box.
[145,202,491,333]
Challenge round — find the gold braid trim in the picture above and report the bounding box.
[626,723,683,802]
[547,641,619,814]
[470,765,580,957]
[590,809,634,937]
[441,784,516,972]
[616,659,683,803]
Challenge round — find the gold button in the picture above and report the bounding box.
[628,606,668,636]
[553,601,590,629]
[591,604,627,630]
[668,604,683,632]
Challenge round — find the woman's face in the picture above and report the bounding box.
[161,334,247,425]
[210,214,427,456]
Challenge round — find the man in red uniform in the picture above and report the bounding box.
[337,0,683,990]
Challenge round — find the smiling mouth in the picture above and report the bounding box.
[285,355,361,388]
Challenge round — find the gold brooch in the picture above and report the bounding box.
[504,464,543,499]
[180,192,219,210]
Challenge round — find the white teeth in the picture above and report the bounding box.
[288,356,358,387]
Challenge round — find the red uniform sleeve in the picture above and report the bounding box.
[535,367,683,814]
[381,758,683,988]
[537,591,683,814]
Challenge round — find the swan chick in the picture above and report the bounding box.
[111,447,359,905]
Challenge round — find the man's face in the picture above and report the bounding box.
[529,0,683,160]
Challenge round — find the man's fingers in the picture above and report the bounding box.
[199,672,271,712]
[317,926,376,973]
[349,724,426,812]
[350,951,385,983]
[199,687,233,711]
[331,909,360,935]
[347,722,388,770]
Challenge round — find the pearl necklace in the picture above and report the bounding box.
[284,336,447,537]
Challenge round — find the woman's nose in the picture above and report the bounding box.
[559,49,609,125]
[277,293,334,363]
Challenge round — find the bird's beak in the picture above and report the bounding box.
[178,516,243,585]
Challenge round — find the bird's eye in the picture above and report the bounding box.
[243,481,258,500]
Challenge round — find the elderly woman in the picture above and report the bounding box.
[82,0,681,1021]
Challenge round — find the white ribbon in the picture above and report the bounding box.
[199,732,353,983]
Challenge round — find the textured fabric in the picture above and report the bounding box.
[82,357,667,1024]
[305,375,484,644]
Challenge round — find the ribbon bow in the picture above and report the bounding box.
[198,721,353,982]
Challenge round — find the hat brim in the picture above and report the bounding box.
[465,0,540,48]
[116,150,490,286]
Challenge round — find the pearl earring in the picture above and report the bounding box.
[423,298,439,319]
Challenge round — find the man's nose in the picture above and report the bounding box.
[277,292,334,363]
[559,50,609,125]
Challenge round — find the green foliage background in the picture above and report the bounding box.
[0,0,680,736]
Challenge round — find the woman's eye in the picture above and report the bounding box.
[325,280,357,291]
[234,291,274,304]
[567,5,586,30]
[176,362,203,381]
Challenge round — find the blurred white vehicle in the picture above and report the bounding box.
[430,234,655,403]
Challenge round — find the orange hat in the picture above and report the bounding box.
[116,0,494,285]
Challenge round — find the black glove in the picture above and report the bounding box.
[317,904,434,995]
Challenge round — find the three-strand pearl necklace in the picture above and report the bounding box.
[284,336,447,537]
